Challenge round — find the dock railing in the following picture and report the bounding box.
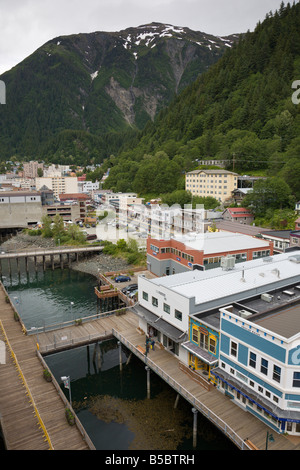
[0,320,54,450]
[112,328,252,451]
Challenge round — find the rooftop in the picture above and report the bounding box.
[149,252,300,305]
[170,231,270,255]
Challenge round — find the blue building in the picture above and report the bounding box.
[212,284,300,435]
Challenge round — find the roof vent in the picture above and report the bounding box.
[261,293,273,302]
[289,255,300,264]
[239,309,252,319]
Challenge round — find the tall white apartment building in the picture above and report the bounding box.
[35,177,78,199]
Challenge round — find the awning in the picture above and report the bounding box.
[211,367,300,423]
[181,341,218,366]
[130,304,188,343]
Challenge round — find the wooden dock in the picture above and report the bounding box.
[35,310,300,450]
[0,285,91,450]
[2,276,300,450]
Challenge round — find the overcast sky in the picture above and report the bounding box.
[0,0,285,75]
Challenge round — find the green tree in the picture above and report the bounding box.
[243,177,292,216]
[52,215,65,242]
[41,215,53,238]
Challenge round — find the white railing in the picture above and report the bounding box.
[112,328,252,451]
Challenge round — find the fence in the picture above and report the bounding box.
[0,320,54,450]
[113,328,252,451]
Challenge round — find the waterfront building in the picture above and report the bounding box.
[185,169,238,203]
[146,231,273,276]
[136,252,300,377]
[212,272,300,435]
[135,251,300,434]
[0,190,42,228]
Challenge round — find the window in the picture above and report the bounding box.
[152,297,158,307]
[142,291,148,301]
[261,358,268,375]
[249,352,256,368]
[209,337,216,354]
[230,341,238,357]
[163,303,170,314]
[192,328,198,343]
[293,372,300,388]
[175,309,182,321]
[273,365,281,383]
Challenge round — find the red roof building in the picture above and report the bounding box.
[222,207,254,225]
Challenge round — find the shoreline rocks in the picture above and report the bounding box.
[0,233,131,278]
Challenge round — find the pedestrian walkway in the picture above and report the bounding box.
[0,284,91,450]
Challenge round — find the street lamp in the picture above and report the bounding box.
[61,375,72,407]
[265,430,275,450]
[70,301,74,321]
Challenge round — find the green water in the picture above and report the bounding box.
[2,261,236,451]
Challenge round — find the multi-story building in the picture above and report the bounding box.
[35,177,78,199]
[222,207,254,225]
[213,278,300,435]
[23,161,44,179]
[185,169,238,202]
[0,191,42,228]
[146,231,273,276]
[135,251,300,434]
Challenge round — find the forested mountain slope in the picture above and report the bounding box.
[104,2,300,200]
[0,23,235,162]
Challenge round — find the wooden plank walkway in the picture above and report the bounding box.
[36,309,300,450]
[112,324,300,451]
[3,280,300,451]
[0,286,90,450]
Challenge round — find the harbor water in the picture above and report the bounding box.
[1,258,236,451]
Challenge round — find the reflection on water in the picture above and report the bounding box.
[45,342,237,451]
[2,264,97,330]
[1,260,236,451]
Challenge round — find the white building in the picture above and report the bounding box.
[35,177,78,199]
[135,252,300,363]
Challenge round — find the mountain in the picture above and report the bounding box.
[102,2,300,199]
[0,23,237,162]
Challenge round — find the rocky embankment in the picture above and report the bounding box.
[0,233,130,278]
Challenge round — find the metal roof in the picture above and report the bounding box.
[149,252,300,306]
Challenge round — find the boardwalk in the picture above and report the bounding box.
[2,276,300,450]
[35,310,300,450]
[0,285,91,450]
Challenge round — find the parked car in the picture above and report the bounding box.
[114,275,131,283]
[128,289,138,298]
[87,234,97,240]
[121,284,138,294]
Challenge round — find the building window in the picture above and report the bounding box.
[273,365,281,383]
[142,291,148,301]
[261,358,268,375]
[152,297,158,307]
[175,309,182,321]
[249,352,256,368]
[192,328,198,343]
[230,341,238,357]
[163,303,170,314]
[209,337,216,354]
[293,372,300,388]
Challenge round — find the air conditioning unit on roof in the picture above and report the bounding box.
[239,309,252,319]
[221,255,235,270]
[261,293,273,302]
